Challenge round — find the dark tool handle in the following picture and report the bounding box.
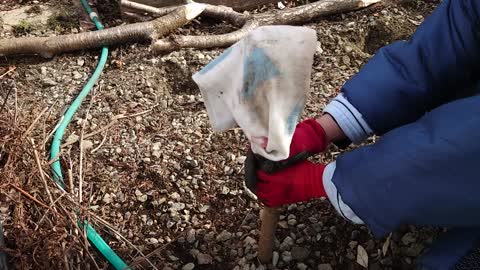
[244,149,311,193]
[257,151,312,174]
[244,148,259,193]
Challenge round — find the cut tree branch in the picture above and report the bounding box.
[0,0,380,57]
[0,3,206,57]
[152,0,381,53]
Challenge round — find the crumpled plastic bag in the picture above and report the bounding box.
[192,25,317,161]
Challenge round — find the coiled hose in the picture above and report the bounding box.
[49,1,129,269]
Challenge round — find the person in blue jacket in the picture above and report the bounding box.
[253,0,480,269]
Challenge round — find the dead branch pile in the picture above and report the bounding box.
[0,0,381,58]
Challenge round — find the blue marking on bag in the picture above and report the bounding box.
[242,47,280,97]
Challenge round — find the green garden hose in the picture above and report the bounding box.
[49,1,129,269]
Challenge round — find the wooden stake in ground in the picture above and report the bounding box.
[0,0,381,57]
[258,207,280,264]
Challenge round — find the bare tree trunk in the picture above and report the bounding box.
[0,3,205,58]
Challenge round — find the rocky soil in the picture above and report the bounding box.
[0,0,443,269]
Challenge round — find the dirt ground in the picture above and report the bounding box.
[0,0,443,269]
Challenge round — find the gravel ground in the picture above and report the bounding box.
[0,1,443,269]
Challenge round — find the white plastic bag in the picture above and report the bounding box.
[192,25,317,161]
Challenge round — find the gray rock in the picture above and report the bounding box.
[291,246,310,261]
[272,251,279,267]
[318,264,333,270]
[137,194,148,203]
[199,205,209,213]
[216,230,232,242]
[102,193,112,204]
[170,192,180,200]
[297,263,308,270]
[282,251,292,263]
[186,229,196,243]
[147,238,159,245]
[243,236,256,246]
[288,219,298,226]
[182,263,195,270]
[73,71,82,80]
[170,202,186,212]
[197,253,212,265]
[405,243,424,257]
[401,232,416,246]
[42,78,57,86]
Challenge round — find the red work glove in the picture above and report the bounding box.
[255,160,328,207]
[288,118,329,158]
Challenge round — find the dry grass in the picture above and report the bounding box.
[0,74,145,269]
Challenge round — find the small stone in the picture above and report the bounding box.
[272,251,279,267]
[148,238,159,245]
[216,230,232,241]
[77,58,85,66]
[348,241,358,249]
[405,243,424,257]
[296,263,307,270]
[199,205,209,213]
[152,142,162,151]
[197,253,212,265]
[152,150,161,158]
[342,55,351,65]
[243,236,256,246]
[170,192,180,200]
[316,41,323,54]
[282,251,292,263]
[81,140,93,150]
[278,221,288,229]
[42,78,57,86]
[102,193,112,204]
[137,194,148,202]
[280,236,294,250]
[170,202,186,211]
[401,232,416,246]
[291,246,309,261]
[139,66,145,71]
[221,186,230,195]
[351,230,360,240]
[344,45,353,53]
[73,71,82,80]
[235,156,246,164]
[40,66,47,75]
[182,263,195,270]
[318,264,333,270]
[186,229,196,243]
[288,219,297,226]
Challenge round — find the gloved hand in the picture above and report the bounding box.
[287,118,329,159]
[255,160,328,207]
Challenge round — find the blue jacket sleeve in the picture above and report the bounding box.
[341,0,480,134]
